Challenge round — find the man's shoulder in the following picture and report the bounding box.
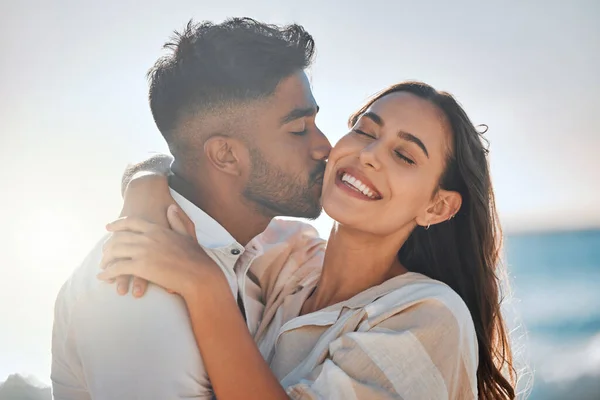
[54,234,109,316]
[52,240,210,398]
[54,234,189,326]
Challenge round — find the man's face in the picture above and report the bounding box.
[242,71,331,219]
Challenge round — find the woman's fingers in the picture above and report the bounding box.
[106,216,157,234]
[97,260,138,281]
[102,232,150,268]
[102,232,145,256]
[131,276,149,297]
[98,260,173,293]
[166,205,186,236]
[116,275,131,295]
[177,206,197,241]
[99,213,203,296]
[167,205,196,239]
[107,275,149,297]
[101,229,160,298]
[101,242,143,270]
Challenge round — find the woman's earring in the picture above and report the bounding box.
[425,222,431,230]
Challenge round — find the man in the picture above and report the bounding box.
[51,17,331,399]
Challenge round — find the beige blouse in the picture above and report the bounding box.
[247,219,479,400]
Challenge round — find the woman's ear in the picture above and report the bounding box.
[203,136,247,177]
[416,190,462,228]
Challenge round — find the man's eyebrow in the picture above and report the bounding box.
[280,105,319,125]
[398,131,429,158]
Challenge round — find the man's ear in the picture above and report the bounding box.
[203,136,248,177]
[415,189,462,228]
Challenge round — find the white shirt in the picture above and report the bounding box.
[51,189,265,399]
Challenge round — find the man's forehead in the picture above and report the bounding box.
[198,71,317,133]
[273,71,316,107]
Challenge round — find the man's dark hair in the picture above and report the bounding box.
[147,17,315,141]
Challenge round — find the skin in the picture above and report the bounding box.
[170,69,330,245]
[115,70,330,295]
[99,92,463,399]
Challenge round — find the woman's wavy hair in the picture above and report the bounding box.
[349,82,516,399]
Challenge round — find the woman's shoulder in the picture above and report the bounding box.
[348,274,479,399]
[408,273,472,316]
[364,272,476,337]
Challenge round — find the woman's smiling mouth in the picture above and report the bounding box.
[335,168,382,200]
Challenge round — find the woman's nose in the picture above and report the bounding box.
[359,142,382,170]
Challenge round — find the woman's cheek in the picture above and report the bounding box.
[332,134,362,157]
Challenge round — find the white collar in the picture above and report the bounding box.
[170,188,241,250]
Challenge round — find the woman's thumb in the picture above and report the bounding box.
[167,204,196,239]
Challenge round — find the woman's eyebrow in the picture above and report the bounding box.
[362,111,429,158]
[398,131,429,158]
[362,111,384,126]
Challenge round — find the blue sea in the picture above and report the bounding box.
[505,229,600,399]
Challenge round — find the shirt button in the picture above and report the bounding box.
[231,249,241,255]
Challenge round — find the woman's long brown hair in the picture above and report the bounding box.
[349,82,516,399]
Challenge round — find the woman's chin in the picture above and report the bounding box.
[322,195,410,238]
[322,198,368,228]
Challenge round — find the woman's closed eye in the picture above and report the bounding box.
[394,150,415,165]
[353,129,375,138]
[355,129,416,165]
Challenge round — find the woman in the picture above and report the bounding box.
[99,82,516,399]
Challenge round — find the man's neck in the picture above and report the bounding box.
[169,173,271,246]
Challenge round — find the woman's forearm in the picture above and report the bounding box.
[121,153,173,197]
[185,283,288,400]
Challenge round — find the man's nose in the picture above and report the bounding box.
[311,127,332,161]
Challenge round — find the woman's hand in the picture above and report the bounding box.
[98,205,226,300]
[114,173,179,297]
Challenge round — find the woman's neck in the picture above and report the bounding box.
[301,222,412,315]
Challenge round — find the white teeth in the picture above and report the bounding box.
[341,173,378,199]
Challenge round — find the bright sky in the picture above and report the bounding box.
[1,0,598,384]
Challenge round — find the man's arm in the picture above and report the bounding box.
[52,239,213,399]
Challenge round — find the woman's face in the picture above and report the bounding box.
[321,91,454,236]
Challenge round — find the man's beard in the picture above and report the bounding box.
[242,147,325,219]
